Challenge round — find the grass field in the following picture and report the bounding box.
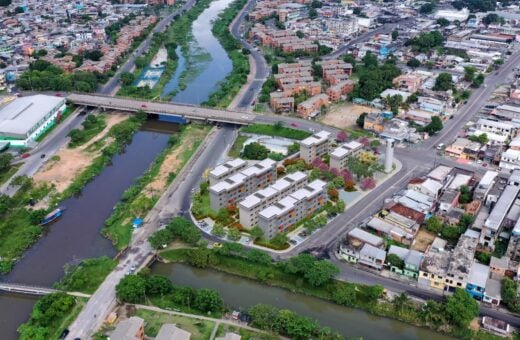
[135,309,215,339]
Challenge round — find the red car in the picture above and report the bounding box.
[54,93,62,97]
[141,104,147,108]
[21,153,30,159]
[290,123,298,127]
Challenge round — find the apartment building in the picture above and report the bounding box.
[209,159,277,211]
[297,94,329,119]
[270,92,295,113]
[480,184,520,249]
[238,171,308,229]
[500,149,520,170]
[474,171,499,201]
[319,59,353,84]
[330,140,363,170]
[476,118,518,137]
[257,180,327,239]
[418,96,446,115]
[209,158,247,185]
[299,130,331,164]
[326,80,355,102]
[418,237,450,291]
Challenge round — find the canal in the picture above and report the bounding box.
[151,263,452,340]
[162,0,233,104]
[0,122,175,339]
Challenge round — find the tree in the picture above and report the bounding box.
[336,130,348,142]
[362,51,378,68]
[464,66,476,82]
[426,216,443,234]
[419,2,436,14]
[423,116,443,134]
[186,248,215,268]
[483,13,503,25]
[167,217,201,244]
[149,228,174,249]
[436,18,450,27]
[453,0,495,12]
[336,199,346,212]
[445,288,479,328]
[0,153,13,173]
[420,300,446,326]
[250,226,264,240]
[14,6,24,13]
[249,304,278,331]
[285,253,316,274]
[116,275,147,303]
[406,58,421,69]
[433,73,453,91]
[342,54,356,66]
[458,185,472,204]
[406,31,444,53]
[328,188,339,201]
[145,275,172,296]
[311,0,322,8]
[304,260,340,287]
[386,254,404,269]
[211,223,226,237]
[392,293,410,311]
[332,285,357,306]
[472,73,484,88]
[501,277,520,312]
[120,72,135,86]
[362,284,384,302]
[361,177,376,190]
[0,0,12,7]
[391,30,399,41]
[194,289,223,313]
[468,133,488,144]
[309,8,317,19]
[296,30,304,39]
[246,249,272,264]
[270,233,288,248]
[242,142,269,160]
[356,112,367,128]
[227,227,242,241]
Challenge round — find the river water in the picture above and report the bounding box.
[151,263,452,340]
[162,0,233,104]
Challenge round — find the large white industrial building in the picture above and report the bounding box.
[0,94,66,147]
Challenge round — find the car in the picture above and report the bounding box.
[436,143,445,150]
[130,265,137,272]
[40,154,46,159]
[290,123,298,127]
[477,160,482,164]
[21,153,30,159]
[55,93,62,97]
[141,104,147,108]
[482,163,488,167]
[213,242,222,248]
[59,329,70,340]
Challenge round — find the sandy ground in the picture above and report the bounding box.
[33,113,128,193]
[320,103,370,129]
[411,228,436,252]
[142,126,209,197]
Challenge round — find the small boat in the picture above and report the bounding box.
[40,207,66,226]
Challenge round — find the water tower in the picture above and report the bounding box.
[384,138,395,173]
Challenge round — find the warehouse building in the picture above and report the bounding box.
[0,94,66,147]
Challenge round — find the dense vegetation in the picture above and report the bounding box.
[17,293,81,340]
[241,123,311,140]
[405,31,444,53]
[68,114,107,148]
[203,0,250,108]
[148,217,201,249]
[54,256,117,294]
[351,52,401,101]
[452,0,496,12]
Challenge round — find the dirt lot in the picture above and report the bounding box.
[142,125,210,197]
[320,103,369,129]
[33,113,128,192]
[412,228,436,252]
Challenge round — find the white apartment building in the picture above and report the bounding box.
[257,180,328,239]
[209,159,277,211]
[209,158,247,185]
[476,118,518,137]
[500,149,520,170]
[330,140,363,170]
[299,130,331,164]
[238,171,308,229]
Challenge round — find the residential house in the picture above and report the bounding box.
[445,231,479,292]
[216,333,242,340]
[476,118,518,138]
[387,245,424,278]
[466,261,490,300]
[339,227,384,264]
[365,214,418,246]
[359,244,387,270]
[474,171,499,201]
[427,165,453,185]
[393,74,423,93]
[418,96,446,115]
[482,317,512,337]
[363,112,385,133]
[499,149,520,170]
[483,278,502,307]
[418,237,451,291]
[156,324,191,340]
[489,256,510,279]
[396,189,435,214]
[408,178,443,199]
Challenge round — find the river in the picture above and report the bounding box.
[0,122,175,339]
[151,263,452,340]
[161,0,233,104]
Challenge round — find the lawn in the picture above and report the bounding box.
[135,309,215,339]
[228,135,248,158]
[216,323,278,340]
[191,190,217,220]
[54,256,117,294]
[241,124,311,140]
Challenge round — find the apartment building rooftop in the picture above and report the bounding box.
[241,159,277,177]
[210,158,247,177]
[468,261,490,288]
[300,130,331,147]
[259,195,298,219]
[210,173,248,193]
[331,140,363,158]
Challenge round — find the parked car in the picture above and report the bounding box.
[21,153,30,159]
[290,122,298,127]
[141,104,147,108]
[40,154,46,159]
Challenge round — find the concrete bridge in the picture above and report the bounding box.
[0,282,90,297]
[67,93,255,125]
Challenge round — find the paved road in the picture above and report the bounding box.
[66,126,235,339]
[98,0,197,95]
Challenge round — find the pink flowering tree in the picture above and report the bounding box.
[361,177,376,191]
[330,167,340,177]
[318,163,329,172]
[337,131,348,143]
[358,137,370,148]
[341,169,353,183]
[312,158,323,168]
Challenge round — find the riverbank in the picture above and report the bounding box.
[157,247,505,340]
[102,124,211,250]
[203,0,250,108]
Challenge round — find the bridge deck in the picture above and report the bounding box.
[67,93,255,125]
